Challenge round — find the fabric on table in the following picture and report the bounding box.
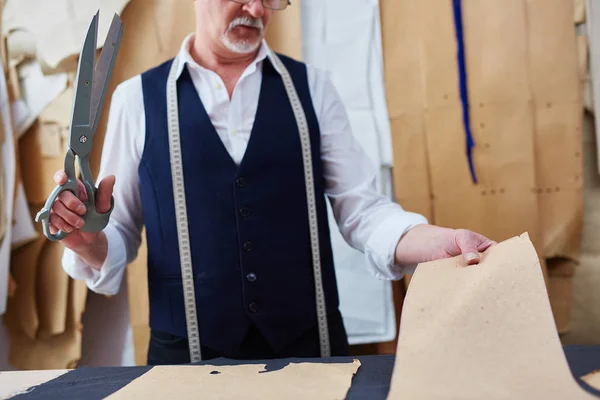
[8,348,600,400]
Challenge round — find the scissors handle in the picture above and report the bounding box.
[35,148,114,241]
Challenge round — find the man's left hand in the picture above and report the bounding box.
[394,224,497,266]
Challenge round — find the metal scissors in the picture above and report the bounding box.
[35,11,123,241]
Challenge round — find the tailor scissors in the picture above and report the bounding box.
[35,11,123,241]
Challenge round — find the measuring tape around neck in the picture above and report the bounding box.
[166,52,331,362]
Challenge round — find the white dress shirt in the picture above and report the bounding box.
[61,33,428,296]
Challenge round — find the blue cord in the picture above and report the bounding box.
[452,0,477,184]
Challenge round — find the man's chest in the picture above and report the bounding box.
[189,69,263,165]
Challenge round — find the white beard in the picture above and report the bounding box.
[221,16,263,54]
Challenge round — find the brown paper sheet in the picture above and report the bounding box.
[106,360,361,400]
[18,120,68,205]
[380,0,588,294]
[7,224,43,341]
[526,0,584,261]
[35,241,70,337]
[387,233,596,400]
[582,370,600,391]
[575,0,587,24]
[4,276,87,370]
[4,199,87,369]
[547,257,576,334]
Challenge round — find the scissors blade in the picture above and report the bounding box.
[69,11,99,155]
[90,13,123,134]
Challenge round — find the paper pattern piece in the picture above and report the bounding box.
[378,0,589,288]
[13,60,68,138]
[10,181,38,250]
[387,233,596,400]
[0,369,69,400]
[301,0,398,345]
[526,0,584,262]
[583,370,600,392]
[1,0,131,73]
[106,360,360,400]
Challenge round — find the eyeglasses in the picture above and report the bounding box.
[229,0,291,11]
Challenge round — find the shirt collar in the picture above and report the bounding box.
[174,32,282,79]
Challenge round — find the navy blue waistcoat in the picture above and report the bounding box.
[138,54,341,357]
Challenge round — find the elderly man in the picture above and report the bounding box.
[50,0,495,365]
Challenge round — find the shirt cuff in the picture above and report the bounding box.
[364,210,429,280]
[61,223,128,296]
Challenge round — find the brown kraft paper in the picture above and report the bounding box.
[106,360,361,400]
[387,233,597,400]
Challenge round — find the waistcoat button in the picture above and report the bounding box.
[249,302,258,313]
[240,207,251,218]
[243,241,253,251]
[236,177,246,187]
[246,272,257,282]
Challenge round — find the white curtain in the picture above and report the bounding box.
[301,0,397,345]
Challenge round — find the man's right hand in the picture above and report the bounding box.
[49,170,116,267]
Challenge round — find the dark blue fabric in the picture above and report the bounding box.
[9,347,600,399]
[564,345,600,397]
[452,0,477,184]
[138,54,343,358]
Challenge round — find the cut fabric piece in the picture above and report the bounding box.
[387,233,597,400]
[106,360,361,400]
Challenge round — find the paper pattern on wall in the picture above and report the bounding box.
[1,0,131,73]
[10,182,37,250]
[526,0,584,261]
[300,0,397,344]
[387,233,597,400]
[12,60,68,138]
[106,360,361,400]
[379,0,580,293]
